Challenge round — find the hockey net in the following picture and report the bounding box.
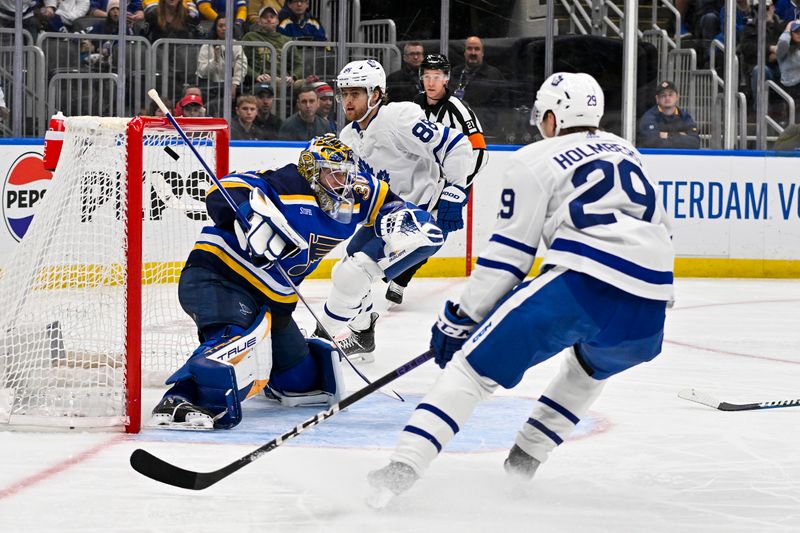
[0,116,229,433]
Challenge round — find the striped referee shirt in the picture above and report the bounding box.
[413,89,487,188]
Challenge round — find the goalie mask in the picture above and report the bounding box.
[298,134,357,223]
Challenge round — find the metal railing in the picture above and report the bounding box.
[277,40,400,120]
[686,69,721,148]
[666,48,697,97]
[47,72,119,117]
[765,80,796,137]
[0,44,46,137]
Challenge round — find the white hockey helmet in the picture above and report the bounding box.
[531,72,604,137]
[336,59,386,99]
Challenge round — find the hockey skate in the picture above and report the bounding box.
[365,461,419,509]
[150,396,218,430]
[503,444,541,479]
[313,312,379,363]
[385,281,404,306]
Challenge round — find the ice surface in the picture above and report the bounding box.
[1,278,799,532]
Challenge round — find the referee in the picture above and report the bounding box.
[385,53,488,305]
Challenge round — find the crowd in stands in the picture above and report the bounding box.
[7,0,800,149]
[0,0,325,42]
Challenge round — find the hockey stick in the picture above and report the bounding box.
[130,350,433,489]
[678,388,800,411]
[146,89,402,402]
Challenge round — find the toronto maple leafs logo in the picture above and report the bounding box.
[356,159,389,182]
[551,74,564,86]
[358,159,374,177]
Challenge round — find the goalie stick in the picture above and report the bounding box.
[678,388,800,411]
[146,89,403,402]
[130,350,434,490]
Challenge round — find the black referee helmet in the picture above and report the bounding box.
[419,54,451,78]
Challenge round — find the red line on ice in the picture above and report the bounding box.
[0,434,126,500]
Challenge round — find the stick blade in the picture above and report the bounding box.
[678,388,722,409]
[130,448,209,490]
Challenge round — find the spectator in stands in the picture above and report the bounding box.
[142,0,199,42]
[247,0,280,27]
[776,0,800,22]
[253,82,281,139]
[40,0,91,32]
[774,121,800,148]
[386,42,425,102]
[686,0,724,40]
[242,5,300,89]
[84,0,135,34]
[0,85,9,124]
[739,0,784,103]
[79,1,134,71]
[231,94,268,140]
[450,36,507,139]
[638,80,701,149]
[90,0,144,30]
[178,93,206,117]
[196,15,248,98]
[146,96,173,116]
[311,81,336,131]
[714,0,751,42]
[174,84,203,115]
[777,20,800,104]
[277,0,326,41]
[0,0,40,40]
[278,85,333,140]
[195,0,246,38]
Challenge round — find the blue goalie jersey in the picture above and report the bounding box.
[184,163,396,314]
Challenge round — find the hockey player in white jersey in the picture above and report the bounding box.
[313,59,474,361]
[367,72,675,505]
[384,53,489,306]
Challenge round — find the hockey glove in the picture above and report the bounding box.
[235,187,308,265]
[430,300,476,368]
[376,201,444,253]
[436,184,468,235]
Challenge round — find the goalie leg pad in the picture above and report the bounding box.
[318,251,382,333]
[514,348,606,464]
[163,306,272,429]
[266,338,344,407]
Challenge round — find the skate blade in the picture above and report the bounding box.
[148,415,214,431]
[352,352,375,364]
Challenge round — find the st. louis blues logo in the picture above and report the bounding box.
[287,234,344,277]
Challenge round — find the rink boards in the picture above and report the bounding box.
[2,139,800,277]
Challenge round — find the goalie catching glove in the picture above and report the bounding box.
[430,300,476,368]
[375,201,444,254]
[235,187,308,265]
[436,184,468,235]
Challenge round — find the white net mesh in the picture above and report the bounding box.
[0,116,220,430]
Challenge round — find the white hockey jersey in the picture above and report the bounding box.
[460,129,674,322]
[339,102,473,210]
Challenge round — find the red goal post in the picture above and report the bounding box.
[0,116,229,433]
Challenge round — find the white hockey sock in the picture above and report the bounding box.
[348,294,375,331]
[515,348,606,463]
[391,353,498,475]
[320,253,380,334]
